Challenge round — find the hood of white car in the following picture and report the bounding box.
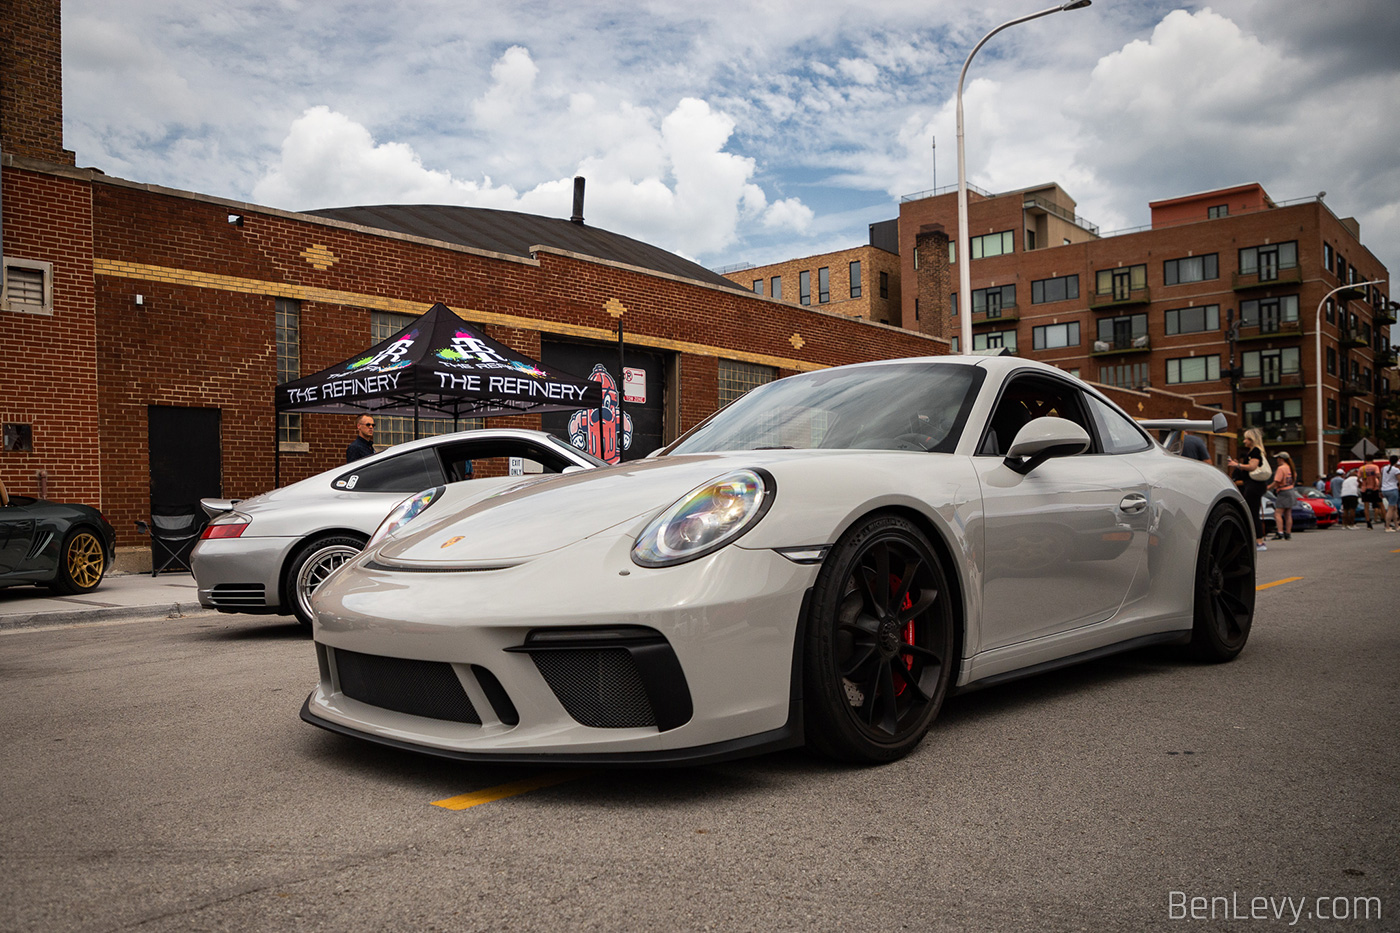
[374,453,797,565]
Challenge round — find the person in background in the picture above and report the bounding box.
[1314,475,1327,492]
[1340,469,1360,530]
[346,415,376,463]
[1381,454,1400,533]
[1359,459,1383,528]
[1269,450,1296,540]
[1179,431,1210,461]
[1328,469,1345,512]
[1227,427,1270,551]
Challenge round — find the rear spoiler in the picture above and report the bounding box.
[1137,412,1229,453]
[199,497,243,519]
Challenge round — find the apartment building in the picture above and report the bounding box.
[722,221,903,326]
[896,181,1394,474]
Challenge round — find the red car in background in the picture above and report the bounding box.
[1296,488,1338,527]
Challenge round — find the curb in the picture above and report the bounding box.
[0,602,220,633]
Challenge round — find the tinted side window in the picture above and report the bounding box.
[332,448,445,493]
[1086,395,1151,454]
[436,440,581,481]
[978,376,1092,456]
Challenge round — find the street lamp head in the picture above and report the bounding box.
[1060,0,1091,9]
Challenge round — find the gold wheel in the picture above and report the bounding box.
[52,530,107,594]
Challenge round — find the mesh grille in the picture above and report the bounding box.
[333,648,480,724]
[532,648,655,728]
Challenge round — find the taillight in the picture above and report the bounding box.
[201,521,248,539]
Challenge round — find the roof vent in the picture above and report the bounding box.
[571,177,586,225]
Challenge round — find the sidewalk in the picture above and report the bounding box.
[0,571,216,632]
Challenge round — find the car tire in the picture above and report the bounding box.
[286,535,365,630]
[1188,505,1255,662]
[49,527,108,595]
[802,514,956,763]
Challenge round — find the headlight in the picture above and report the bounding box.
[367,486,445,549]
[632,469,774,568]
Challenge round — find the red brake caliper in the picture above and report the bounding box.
[891,574,916,695]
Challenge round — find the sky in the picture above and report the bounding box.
[61,0,1400,282]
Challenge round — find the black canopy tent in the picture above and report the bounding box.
[273,302,603,483]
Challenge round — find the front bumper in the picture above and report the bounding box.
[302,534,817,761]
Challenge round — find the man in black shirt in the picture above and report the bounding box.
[346,415,376,462]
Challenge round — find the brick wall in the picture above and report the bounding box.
[0,165,97,505]
[0,0,74,164]
[722,244,901,325]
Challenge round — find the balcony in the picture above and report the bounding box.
[1237,373,1304,393]
[1091,334,1151,356]
[1232,267,1303,291]
[1088,287,1151,311]
[1341,327,1369,348]
[1237,319,1302,341]
[1339,374,1370,396]
[1258,422,1305,445]
[972,305,1020,326]
[1377,348,1398,368]
[1376,304,1398,327]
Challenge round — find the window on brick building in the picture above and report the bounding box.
[752,279,764,296]
[1,258,53,315]
[1032,322,1080,350]
[799,271,811,306]
[879,271,889,299]
[771,276,782,300]
[718,359,776,408]
[1242,347,1299,384]
[972,285,1015,316]
[371,310,480,447]
[1324,243,1334,273]
[1207,204,1229,219]
[1325,297,1336,324]
[1031,274,1079,304]
[1327,397,1338,426]
[1327,346,1337,374]
[1164,304,1219,335]
[1095,265,1146,298]
[1166,355,1220,385]
[818,267,830,303]
[972,329,1016,353]
[1163,254,1218,285]
[970,231,1014,260]
[1240,295,1299,331]
[1239,241,1297,281]
[276,298,302,445]
[849,262,861,299]
[1098,362,1150,390]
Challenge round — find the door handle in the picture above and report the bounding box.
[1119,494,1148,514]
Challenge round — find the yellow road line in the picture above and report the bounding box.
[432,771,587,810]
[1256,576,1303,591]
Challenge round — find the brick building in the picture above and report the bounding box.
[0,0,951,548]
[722,221,903,325]
[896,181,1394,477]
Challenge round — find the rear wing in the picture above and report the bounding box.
[1137,412,1229,454]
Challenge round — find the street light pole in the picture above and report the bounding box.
[956,0,1091,355]
[1314,278,1385,479]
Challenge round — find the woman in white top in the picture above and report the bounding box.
[1340,470,1361,529]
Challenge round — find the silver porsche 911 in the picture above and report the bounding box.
[301,356,1255,765]
[192,428,605,627]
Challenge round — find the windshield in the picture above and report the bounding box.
[671,362,984,454]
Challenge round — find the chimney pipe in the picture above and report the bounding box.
[570,176,585,224]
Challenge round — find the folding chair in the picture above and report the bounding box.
[135,504,208,576]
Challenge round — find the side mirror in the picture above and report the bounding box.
[1004,417,1090,475]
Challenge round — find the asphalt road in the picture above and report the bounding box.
[2,527,1396,932]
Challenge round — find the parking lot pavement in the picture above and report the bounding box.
[0,571,218,631]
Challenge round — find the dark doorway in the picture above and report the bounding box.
[540,341,667,462]
[148,406,222,507]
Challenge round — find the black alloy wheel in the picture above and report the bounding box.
[1189,506,1255,662]
[803,514,956,763]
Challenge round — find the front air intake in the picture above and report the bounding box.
[332,648,480,724]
